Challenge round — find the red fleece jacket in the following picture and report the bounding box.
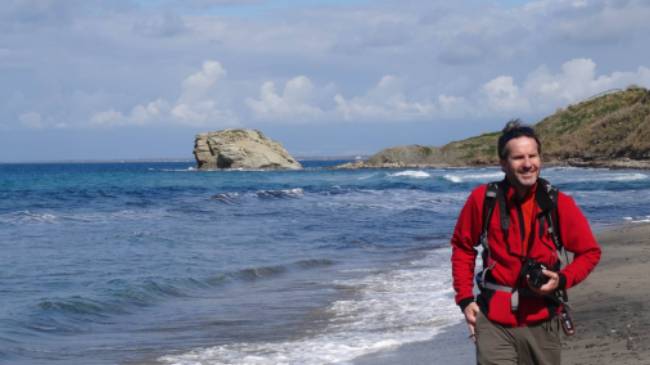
[451,182,601,326]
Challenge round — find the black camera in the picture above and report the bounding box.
[522,259,549,288]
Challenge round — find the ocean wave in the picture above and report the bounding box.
[388,170,431,179]
[211,188,305,204]
[293,258,335,269]
[569,172,648,183]
[156,167,196,172]
[442,171,504,183]
[37,296,128,318]
[210,192,241,205]
[624,215,650,223]
[315,189,466,213]
[256,188,304,199]
[28,258,337,330]
[0,210,59,224]
[0,209,169,226]
[158,250,459,365]
[34,278,192,324]
[206,259,335,285]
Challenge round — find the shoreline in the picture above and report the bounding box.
[352,222,650,365]
[334,159,650,170]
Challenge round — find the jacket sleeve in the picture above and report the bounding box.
[451,187,484,307]
[556,194,601,290]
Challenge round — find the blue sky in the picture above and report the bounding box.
[1,0,649,162]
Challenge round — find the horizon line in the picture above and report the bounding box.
[0,154,367,165]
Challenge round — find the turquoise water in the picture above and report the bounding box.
[1,162,648,364]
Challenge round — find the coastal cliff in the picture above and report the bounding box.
[341,86,650,169]
[193,129,302,170]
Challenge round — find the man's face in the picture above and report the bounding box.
[500,136,541,192]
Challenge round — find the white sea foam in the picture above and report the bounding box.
[442,171,504,183]
[159,167,196,172]
[256,188,304,198]
[548,171,648,184]
[158,249,462,365]
[590,172,648,181]
[0,210,59,224]
[625,215,650,223]
[0,209,167,225]
[388,170,431,179]
[357,173,379,180]
[61,209,167,223]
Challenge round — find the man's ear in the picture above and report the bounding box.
[499,159,507,173]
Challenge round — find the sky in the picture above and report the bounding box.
[1,0,649,162]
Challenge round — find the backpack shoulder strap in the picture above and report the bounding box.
[480,181,507,260]
[537,178,571,304]
[481,182,499,238]
[536,178,563,252]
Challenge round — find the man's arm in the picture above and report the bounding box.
[451,187,484,310]
[556,194,602,290]
[451,187,485,339]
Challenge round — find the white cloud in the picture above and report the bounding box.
[90,60,237,127]
[6,0,650,135]
[130,99,170,124]
[90,109,123,126]
[179,61,225,103]
[170,61,236,125]
[19,111,44,129]
[334,75,436,121]
[523,58,650,107]
[246,76,323,120]
[481,58,650,114]
[437,94,469,117]
[17,111,67,129]
[482,76,530,113]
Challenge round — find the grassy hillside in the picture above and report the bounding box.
[359,86,650,168]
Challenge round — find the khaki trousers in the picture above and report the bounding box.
[475,312,562,365]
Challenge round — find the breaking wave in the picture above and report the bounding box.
[388,170,431,179]
[256,188,304,199]
[158,249,460,365]
[442,171,504,183]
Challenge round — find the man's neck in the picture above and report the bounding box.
[515,186,533,200]
[505,178,537,201]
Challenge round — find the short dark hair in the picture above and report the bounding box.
[497,119,541,160]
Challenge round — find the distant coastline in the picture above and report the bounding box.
[338,86,650,170]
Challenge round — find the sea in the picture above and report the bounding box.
[2,161,650,365]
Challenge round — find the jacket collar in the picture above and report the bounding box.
[501,178,538,204]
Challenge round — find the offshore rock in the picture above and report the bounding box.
[193,129,302,170]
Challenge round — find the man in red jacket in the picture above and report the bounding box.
[451,120,601,364]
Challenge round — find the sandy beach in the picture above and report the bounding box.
[354,222,650,365]
[562,223,650,365]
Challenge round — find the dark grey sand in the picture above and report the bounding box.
[561,223,650,365]
[352,223,650,365]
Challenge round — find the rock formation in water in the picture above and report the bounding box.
[193,129,302,170]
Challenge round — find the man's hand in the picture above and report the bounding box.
[528,269,559,295]
[463,302,481,343]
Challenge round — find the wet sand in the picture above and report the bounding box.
[352,223,650,365]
